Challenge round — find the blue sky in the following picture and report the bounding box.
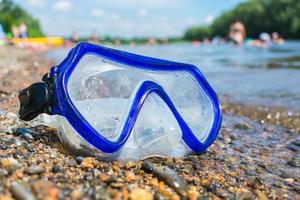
[14,0,246,38]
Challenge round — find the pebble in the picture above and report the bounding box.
[24,165,44,174]
[20,133,34,142]
[10,138,24,147]
[287,156,300,167]
[0,169,8,177]
[292,139,300,147]
[12,128,39,138]
[125,171,137,182]
[27,146,35,152]
[255,191,268,200]
[0,109,6,116]
[287,143,299,152]
[141,160,188,196]
[0,195,13,200]
[234,122,251,130]
[81,157,95,169]
[32,181,60,200]
[1,157,22,171]
[75,156,84,164]
[249,177,265,190]
[10,182,36,200]
[66,159,77,167]
[52,164,61,173]
[129,188,153,200]
[280,172,294,179]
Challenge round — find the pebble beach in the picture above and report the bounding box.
[0,46,299,200]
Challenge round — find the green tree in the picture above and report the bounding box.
[184,0,300,40]
[183,26,212,40]
[0,0,44,37]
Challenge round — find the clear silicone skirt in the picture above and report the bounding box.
[33,50,221,161]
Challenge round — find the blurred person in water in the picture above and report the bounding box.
[65,31,79,47]
[19,21,28,38]
[272,32,284,44]
[88,30,99,44]
[11,25,19,38]
[229,20,246,45]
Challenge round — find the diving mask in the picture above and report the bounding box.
[18,43,222,160]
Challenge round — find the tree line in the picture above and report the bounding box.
[0,0,44,37]
[184,0,300,40]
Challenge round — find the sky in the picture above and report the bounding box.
[14,0,246,38]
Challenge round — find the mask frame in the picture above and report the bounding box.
[37,43,222,153]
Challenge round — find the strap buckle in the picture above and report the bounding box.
[18,73,54,121]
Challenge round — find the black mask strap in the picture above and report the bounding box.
[18,73,55,121]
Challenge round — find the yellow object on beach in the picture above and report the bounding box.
[11,37,64,47]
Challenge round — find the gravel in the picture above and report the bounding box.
[0,46,299,199]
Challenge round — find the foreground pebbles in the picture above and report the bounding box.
[0,106,300,199]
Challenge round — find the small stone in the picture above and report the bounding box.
[287,143,299,152]
[110,182,124,188]
[287,156,300,167]
[32,180,60,200]
[1,144,8,150]
[0,169,8,177]
[129,188,153,200]
[0,137,11,144]
[248,177,265,190]
[125,171,137,182]
[24,165,44,175]
[187,186,200,200]
[52,164,61,173]
[125,161,136,169]
[255,191,268,200]
[10,182,36,200]
[234,122,250,130]
[66,159,77,167]
[292,139,300,146]
[153,192,166,200]
[99,173,111,182]
[0,195,13,200]
[141,160,188,196]
[70,189,83,200]
[280,172,294,179]
[1,158,22,171]
[20,133,34,142]
[27,146,35,152]
[12,128,39,138]
[75,156,84,164]
[205,182,218,193]
[7,112,17,118]
[81,157,95,169]
[10,138,23,146]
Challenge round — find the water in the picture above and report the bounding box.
[47,41,300,111]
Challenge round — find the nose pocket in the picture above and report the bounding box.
[132,92,182,158]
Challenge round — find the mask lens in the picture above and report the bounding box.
[67,53,215,143]
[132,93,182,157]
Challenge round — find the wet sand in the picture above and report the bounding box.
[0,46,299,200]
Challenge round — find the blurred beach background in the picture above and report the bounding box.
[0,1,300,199]
[1,0,300,111]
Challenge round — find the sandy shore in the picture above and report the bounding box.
[0,46,299,200]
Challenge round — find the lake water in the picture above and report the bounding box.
[47,41,300,111]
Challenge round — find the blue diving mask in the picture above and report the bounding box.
[18,43,222,161]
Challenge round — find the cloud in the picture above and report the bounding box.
[186,17,197,26]
[91,9,104,17]
[28,0,46,7]
[53,0,72,12]
[110,13,120,20]
[205,15,215,24]
[138,9,148,17]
